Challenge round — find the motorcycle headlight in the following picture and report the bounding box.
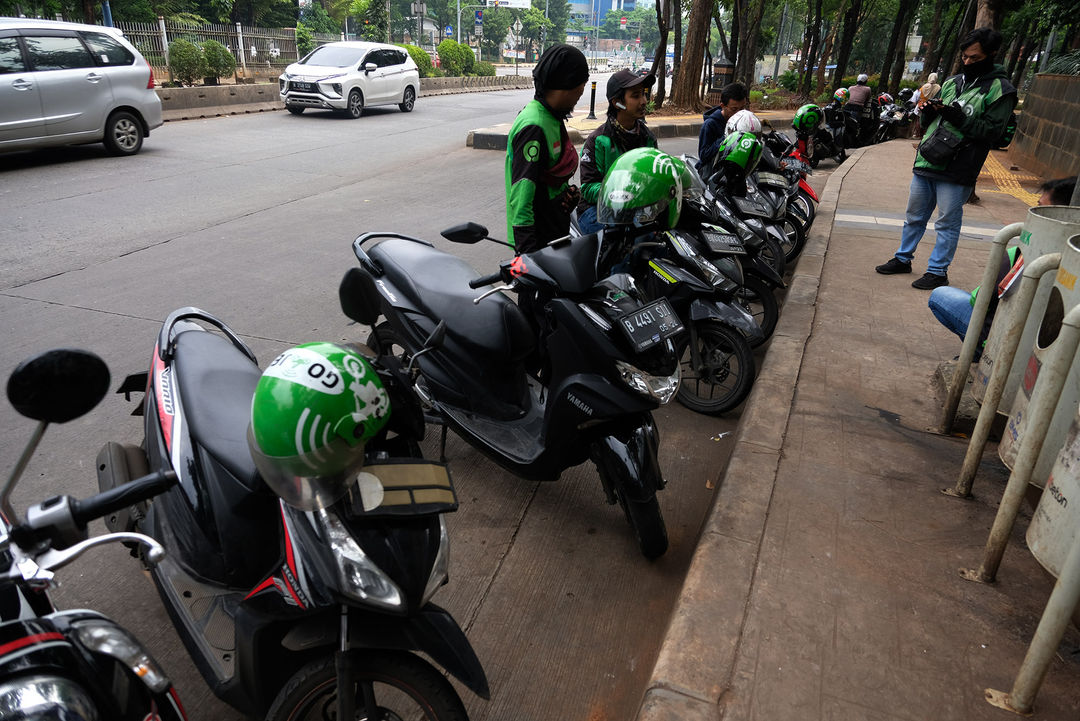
[318,508,404,611]
[74,621,170,693]
[616,359,679,404]
[421,516,450,606]
[0,675,99,721]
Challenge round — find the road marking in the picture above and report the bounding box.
[980,153,1041,206]
[834,212,1004,239]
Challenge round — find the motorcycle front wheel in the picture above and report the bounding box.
[735,275,779,348]
[778,212,807,264]
[794,190,816,228]
[676,321,755,415]
[266,651,468,721]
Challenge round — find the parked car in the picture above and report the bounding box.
[0,17,163,156]
[279,41,420,118]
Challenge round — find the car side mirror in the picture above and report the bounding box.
[364,62,377,73]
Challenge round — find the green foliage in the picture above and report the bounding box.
[168,38,205,86]
[777,69,799,92]
[477,6,512,62]
[474,60,496,76]
[351,0,388,41]
[400,43,434,77]
[436,38,474,76]
[1046,50,1080,75]
[749,90,764,104]
[296,24,315,58]
[201,39,235,78]
[299,3,341,35]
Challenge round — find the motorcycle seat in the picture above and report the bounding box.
[173,330,264,493]
[368,238,535,362]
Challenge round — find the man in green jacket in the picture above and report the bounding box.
[875,27,1017,290]
[576,69,658,235]
[505,44,589,254]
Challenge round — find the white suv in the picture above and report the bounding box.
[0,18,163,156]
[279,41,420,118]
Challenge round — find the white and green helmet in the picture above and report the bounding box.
[248,342,390,510]
[597,147,684,229]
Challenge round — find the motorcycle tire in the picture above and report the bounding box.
[758,230,787,277]
[675,321,755,415]
[618,492,668,560]
[735,275,779,348]
[266,650,467,721]
[794,190,816,228]
[778,212,807,264]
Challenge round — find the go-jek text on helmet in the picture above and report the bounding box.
[833,87,850,104]
[792,103,824,133]
[597,147,684,229]
[248,342,391,511]
[878,93,893,105]
[724,108,762,137]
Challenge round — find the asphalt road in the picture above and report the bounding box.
[0,92,816,721]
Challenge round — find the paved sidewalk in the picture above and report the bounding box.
[638,139,1080,720]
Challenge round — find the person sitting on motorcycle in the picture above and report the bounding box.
[698,81,748,173]
[576,69,658,236]
[505,43,589,254]
[846,74,871,112]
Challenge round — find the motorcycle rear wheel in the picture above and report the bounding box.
[778,212,807,264]
[676,321,755,415]
[735,275,779,348]
[757,232,786,277]
[266,651,467,721]
[794,190,816,228]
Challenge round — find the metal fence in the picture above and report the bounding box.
[115,19,340,83]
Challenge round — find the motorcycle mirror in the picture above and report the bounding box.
[7,349,110,424]
[339,268,382,326]
[441,222,489,245]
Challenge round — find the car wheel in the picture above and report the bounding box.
[399,86,416,113]
[346,89,364,119]
[103,110,143,156]
[286,106,304,115]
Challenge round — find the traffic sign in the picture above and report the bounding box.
[620,16,626,26]
[474,24,483,35]
[512,18,522,32]
[474,9,482,20]
[445,24,452,34]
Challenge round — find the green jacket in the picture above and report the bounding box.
[505,99,578,254]
[576,117,658,216]
[915,65,1017,187]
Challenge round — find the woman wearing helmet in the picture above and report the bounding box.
[576,69,658,235]
[248,342,391,511]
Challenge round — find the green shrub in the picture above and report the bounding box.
[400,43,434,77]
[777,69,799,92]
[436,38,474,77]
[749,90,764,104]
[168,38,205,86]
[474,60,496,77]
[201,39,235,79]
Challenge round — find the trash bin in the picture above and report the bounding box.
[1000,231,1080,485]
[973,207,1080,408]
[1027,405,1080,578]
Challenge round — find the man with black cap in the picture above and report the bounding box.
[505,43,589,254]
[575,68,658,235]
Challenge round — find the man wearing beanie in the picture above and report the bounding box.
[505,43,589,254]
[576,69,658,235]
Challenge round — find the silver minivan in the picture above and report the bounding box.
[0,18,163,156]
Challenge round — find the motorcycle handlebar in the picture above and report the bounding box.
[71,471,177,528]
[469,272,503,289]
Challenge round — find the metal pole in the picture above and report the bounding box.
[102,0,113,27]
[158,15,172,84]
[963,302,1080,585]
[947,253,1062,498]
[940,223,1023,435]
[237,22,248,79]
[586,80,597,119]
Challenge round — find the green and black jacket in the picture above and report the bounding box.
[505,99,579,254]
[577,117,658,216]
[915,65,1017,187]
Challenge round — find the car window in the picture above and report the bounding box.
[0,37,25,74]
[23,34,95,71]
[80,31,135,66]
[365,50,386,67]
[302,45,366,68]
[384,49,405,66]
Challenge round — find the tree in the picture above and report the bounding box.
[478,6,513,61]
[877,0,915,92]
[670,0,715,110]
[733,0,768,84]
[518,7,552,60]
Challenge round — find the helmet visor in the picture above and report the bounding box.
[248,425,366,510]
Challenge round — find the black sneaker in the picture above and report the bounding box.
[875,257,912,275]
[912,272,948,290]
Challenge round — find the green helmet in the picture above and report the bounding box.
[793,103,824,133]
[248,342,391,510]
[597,147,683,229]
[717,131,763,174]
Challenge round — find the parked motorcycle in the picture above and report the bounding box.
[759,125,820,235]
[1,348,187,721]
[873,94,915,144]
[99,308,489,720]
[816,101,850,164]
[346,223,682,559]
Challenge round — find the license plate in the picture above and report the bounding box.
[617,299,684,352]
[703,231,746,255]
[291,81,314,92]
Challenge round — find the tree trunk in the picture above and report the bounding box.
[974,0,1001,31]
[1005,19,1029,77]
[889,4,915,93]
[920,0,945,81]
[673,0,683,77]
[830,0,863,86]
[713,7,731,60]
[671,0,715,110]
[815,2,847,93]
[734,0,766,84]
[878,0,911,92]
[652,0,672,105]
[798,0,822,95]
[927,0,964,78]
[1012,33,1037,87]
[948,0,977,76]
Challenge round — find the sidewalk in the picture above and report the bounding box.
[638,139,1080,720]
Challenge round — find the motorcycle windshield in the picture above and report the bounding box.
[247,425,366,511]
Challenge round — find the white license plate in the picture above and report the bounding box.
[617,299,684,352]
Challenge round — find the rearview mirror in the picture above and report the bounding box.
[364,62,377,73]
[441,222,489,244]
[7,349,110,424]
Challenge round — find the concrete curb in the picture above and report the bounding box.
[633,145,870,721]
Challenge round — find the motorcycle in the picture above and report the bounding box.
[1,348,187,721]
[759,125,820,235]
[873,100,915,144]
[98,307,489,721]
[815,102,850,165]
[344,224,682,559]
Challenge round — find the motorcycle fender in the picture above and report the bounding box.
[689,298,764,342]
[589,415,663,504]
[787,201,809,225]
[747,255,786,288]
[798,180,819,203]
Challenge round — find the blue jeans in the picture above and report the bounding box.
[928,286,972,340]
[895,174,972,276]
[577,205,604,236]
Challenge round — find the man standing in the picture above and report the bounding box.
[875,27,1017,290]
[505,44,589,254]
[698,82,747,171]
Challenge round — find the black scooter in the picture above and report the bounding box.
[1,349,186,721]
[345,224,682,559]
[98,307,488,721]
